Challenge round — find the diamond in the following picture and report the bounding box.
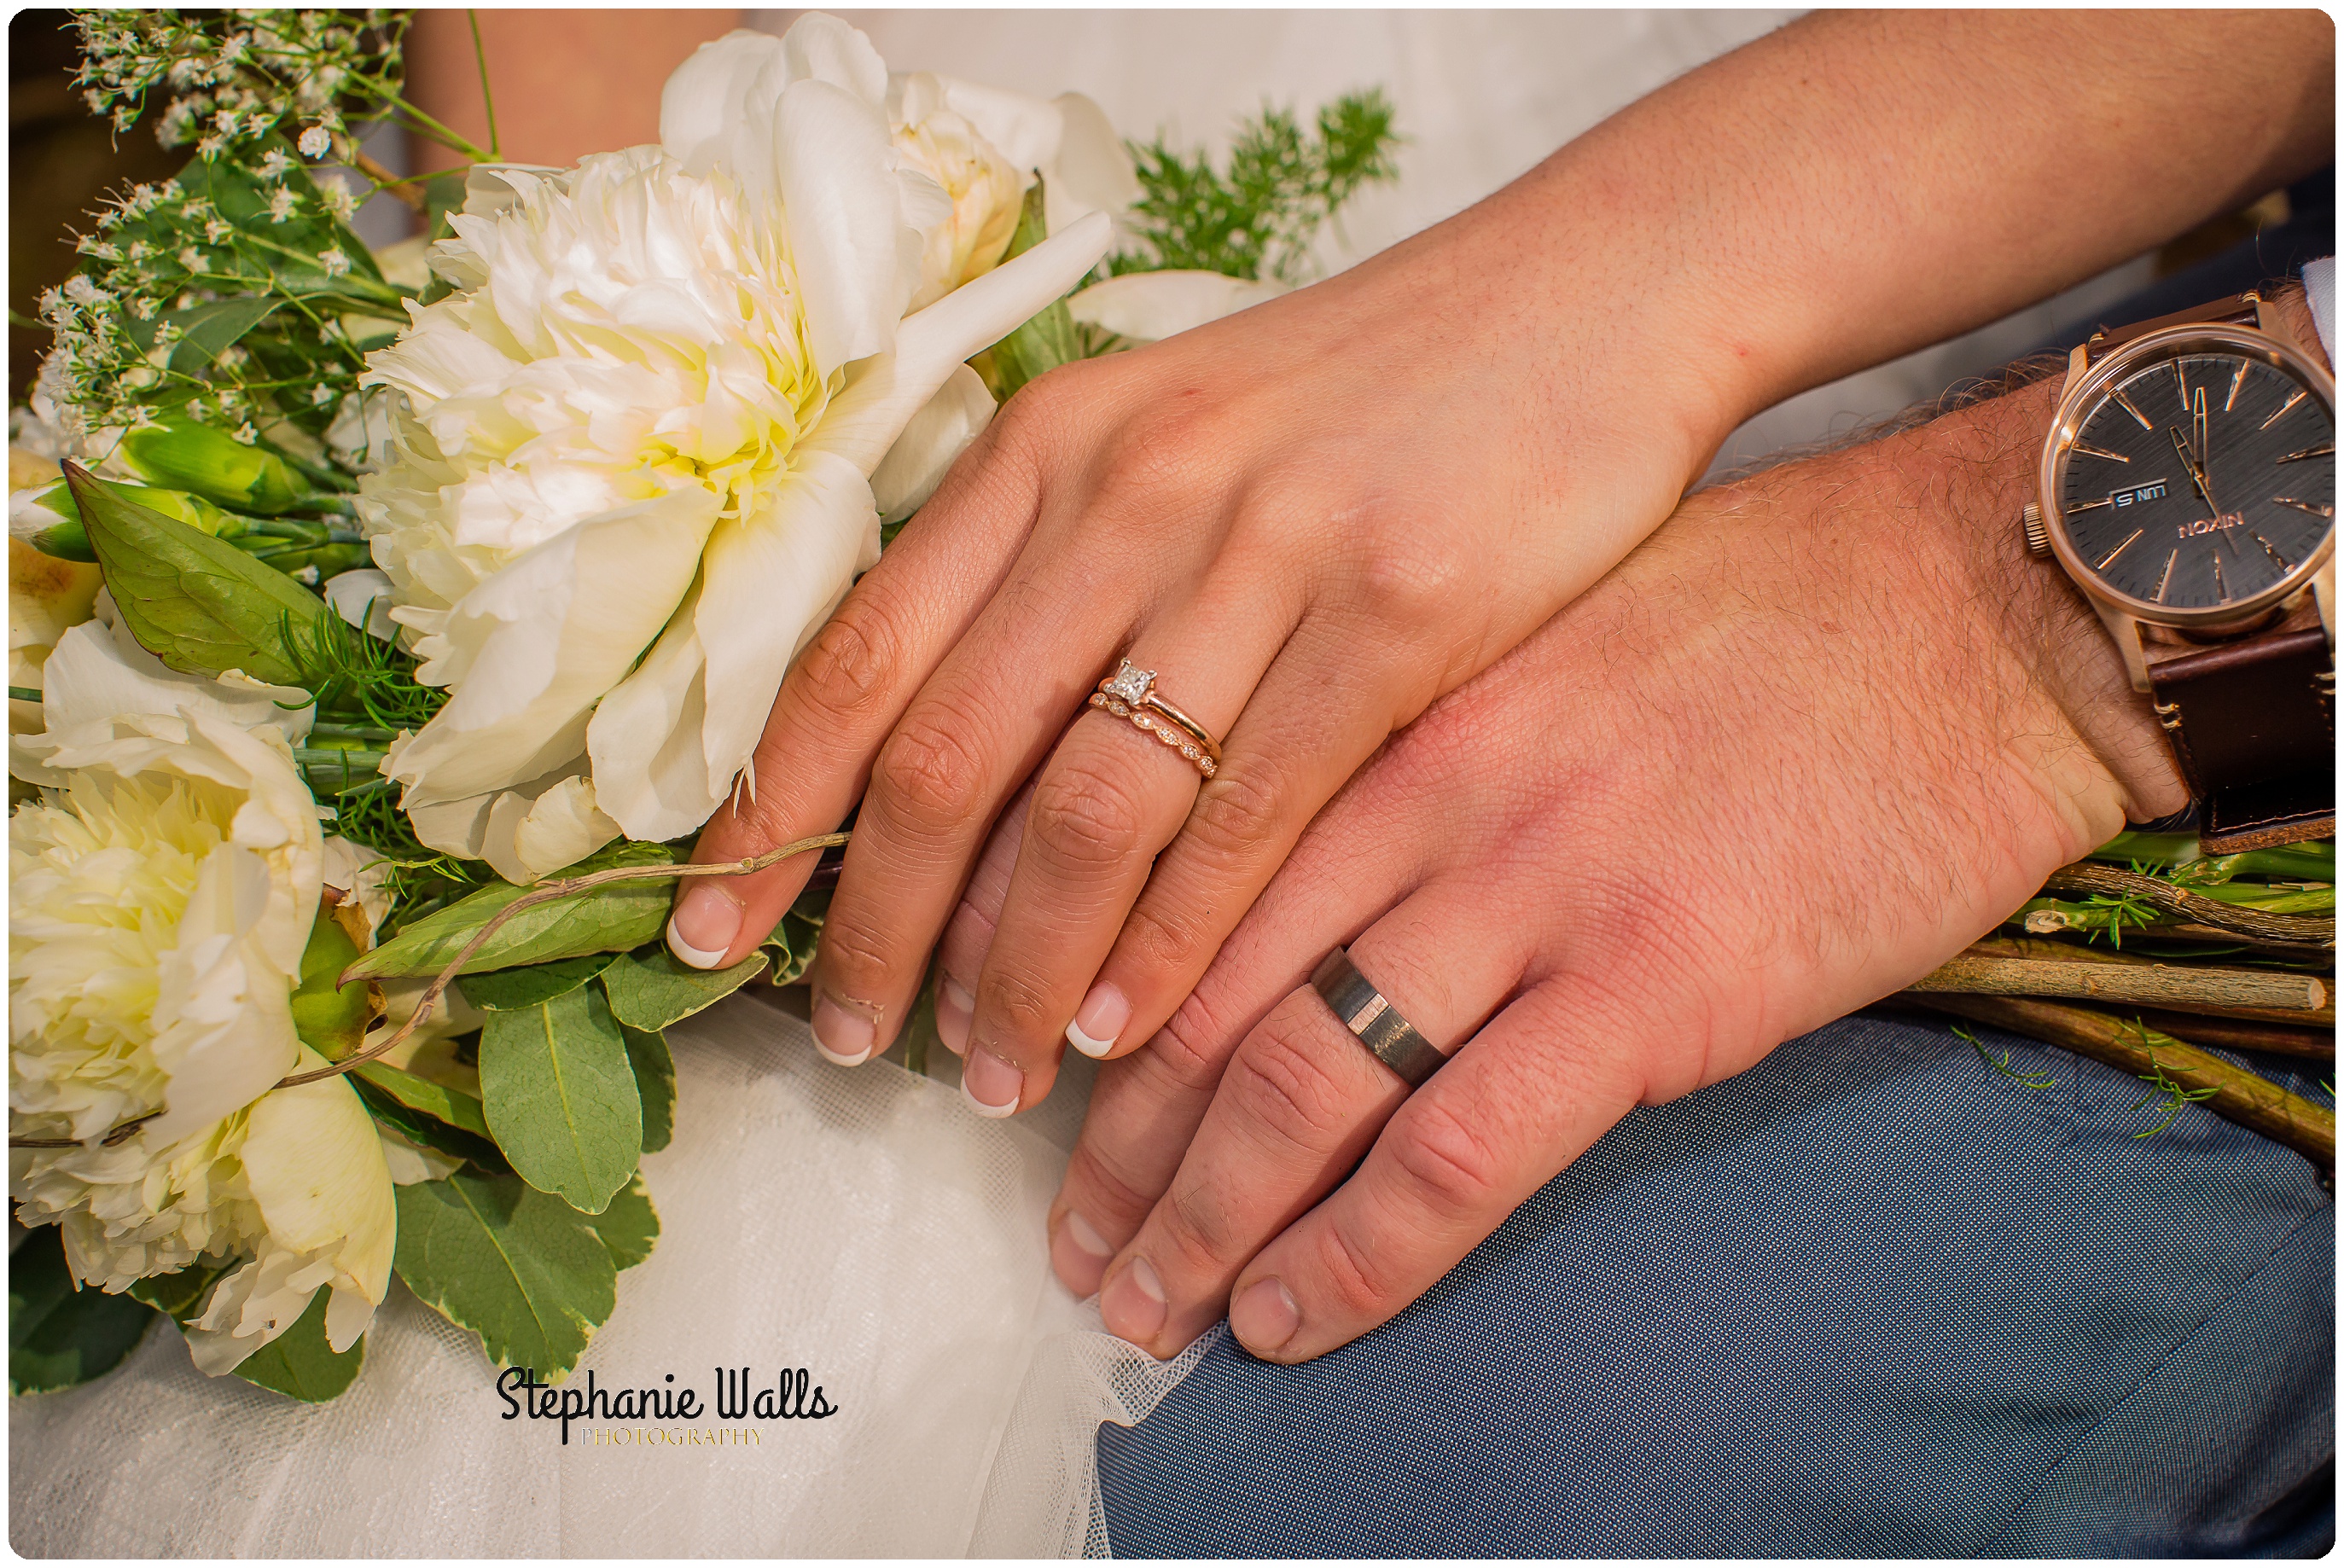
[1102,660,1154,706]
[1182,745,1197,758]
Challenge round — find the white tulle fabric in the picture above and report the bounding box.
[9,998,1207,1556]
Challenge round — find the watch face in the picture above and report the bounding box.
[2056,351,2335,613]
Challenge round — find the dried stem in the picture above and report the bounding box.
[2040,864,2335,947]
[1910,953,2325,1011]
[1907,992,2334,1168]
[350,146,428,213]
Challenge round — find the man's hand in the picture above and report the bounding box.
[939,371,2192,1360]
[673,9,2329,1121]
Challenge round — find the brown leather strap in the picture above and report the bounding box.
[2085,292,2262,364]
[2148,626,2335,851]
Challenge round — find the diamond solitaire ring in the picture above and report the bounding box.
[1089,659,1223,779]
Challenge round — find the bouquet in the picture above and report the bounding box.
[9,9,1399,1402]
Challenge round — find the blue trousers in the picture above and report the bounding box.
[1096,1011,2334,1555]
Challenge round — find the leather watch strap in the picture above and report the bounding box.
[2085,291,2262,363]
[2148,626,2335,852]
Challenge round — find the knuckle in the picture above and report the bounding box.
[1346,529,1471,626]
[1309,1214,1392,1320]
[1114,896,1219,990]
[1224,1011,1355,1149]
[1148,1003,1237,1095]
[785,597,899,729]
[1027,757,1150,871]
[1384,1098,1505,1222]
[871,711,988,832]
[1061,1141,1157,1232]
[976,961,1059,1040]
[1160,1174,1241,1268]
[813,905,897,995]
[1181,764,1283,866]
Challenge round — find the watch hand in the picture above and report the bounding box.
[2169,426,2219,514]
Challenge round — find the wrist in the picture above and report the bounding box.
[1869,373,2192,836]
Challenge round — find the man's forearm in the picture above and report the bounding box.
[1474,10,2333,458]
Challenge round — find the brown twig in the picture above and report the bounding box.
[10,833,846,1147]
[2039,864,2335,947]
[1909,954,2325,1011]
[2119,1008,2334,1061]
[1907,992,2334,1168]
[350,145,428,214]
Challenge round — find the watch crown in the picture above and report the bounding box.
[2021,501,2052,559]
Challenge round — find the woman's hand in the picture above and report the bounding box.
[668,10,2329,1112]
[669,179,1742,1100]
[951,374,2188,1359]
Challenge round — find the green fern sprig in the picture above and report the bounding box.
[1110,89,1400,285]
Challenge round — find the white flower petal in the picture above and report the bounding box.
[776,77,921,372]
[871,363,995,526]
[385,490,720,810]
[1067,270,1289,344]
[589,450,871,840]
[659,30,786,177]
[1044,92,1141,233]
[805,211,1113,476]
[322,567,397,641]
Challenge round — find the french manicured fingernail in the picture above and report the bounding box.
[667,886,742,969]
[810,994,875,1067]
[1052,1211,1114,1296]
[960,1049,1021,1117]
[1101,1255,1166,1343]
[1064,980,1131,1058]
[936,977,974,1057]
[1230,1276,1300,1355]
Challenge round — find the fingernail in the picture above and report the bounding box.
[1230,1276,1300,1355]
[960,1049,1021,1117]
[811,993,875,1067]
[1052,1211,1114,1297]
[667,886,742,970]
[1064,979,1131,1058]
[936,977,974,1057]
[1101,1255,1166,1343]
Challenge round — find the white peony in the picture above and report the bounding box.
[9,619,395,1370]
[359,15,1115,870]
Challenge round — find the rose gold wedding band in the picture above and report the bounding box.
[1091,659,1222,779]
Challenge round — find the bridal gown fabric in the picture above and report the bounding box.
[11,999,1214,1557]
[10,11,2327,1558]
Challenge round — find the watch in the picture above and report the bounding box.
[2024,288,2336,851]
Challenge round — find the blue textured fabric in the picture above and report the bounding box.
[1096,1013,2335,1557]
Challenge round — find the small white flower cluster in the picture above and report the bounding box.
[71,9,404,160]
[38,16,419,481]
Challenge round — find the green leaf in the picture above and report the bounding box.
[461,953,620,1012]
[289,906,369,1058]
[898,961,945,1082]
[162,296,287,374]
[760,886,829,987]
[393,1171,617,1379]
[66,463,333,685]
[585,1176,660,1272]
[479,984,642,1214]
[975,183,1081,401]
[623,1024,676,1154]
[602,948,767,1032]
[127,1261,228,1324]
[346,841,683,981]
[231,1286,364,1402]
[9,1226,158,1394]
[352,1060,509,1173]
